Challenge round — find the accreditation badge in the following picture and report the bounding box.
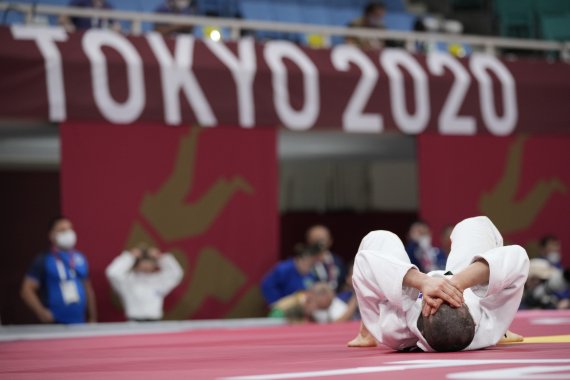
[60,280,80,304]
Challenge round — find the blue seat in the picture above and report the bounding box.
[299,3,331,25]
[329,6,361,26]
[138,0,165,13]
[241,0,282,40]
[271,1,302,23]
[383,0,406,12]
[349,0,405,12]
[0,7,26,26]
[195,0,221,15]
[384,12,416,31]
[26,0,68,5]
[224,0,241,17]
[241,0,272,21]
[271,1,303,42]
[532,0,569,16]
[113,0,142,11]
[494,0,536,38]
[540,14,570,41]
[194,0,240,17]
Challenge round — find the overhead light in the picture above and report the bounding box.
[209,29,221,42]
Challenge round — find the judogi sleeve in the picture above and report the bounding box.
[105,252,135,293]
[156,253,184,294]
[467,244,529,350]
[353,231,420,350]
[446,216,504,274]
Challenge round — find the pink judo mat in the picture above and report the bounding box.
[1,310,570,380]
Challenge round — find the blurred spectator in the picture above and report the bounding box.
[405,220,446,273]
[440,224,454,256]
[551,267,570,309]
[261,244,318,306]
[269,282,351,324]
[538,234,563,268]
[337,263,360,320]
[20,216,97,324]
[59,0,121,34]
[559,268,570,309]
[106,244,183,321]
[346,2,386,50]
[154,0,195,36]
[413,16,469,57]
[306,225,346,292]
[308,282,350,323]
[521,259,562,309]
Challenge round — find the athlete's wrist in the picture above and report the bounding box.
[403,268,429,291]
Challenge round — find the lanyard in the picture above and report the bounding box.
[54,252,76,281]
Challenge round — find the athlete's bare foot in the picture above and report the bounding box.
[348,333,377,347]
[498,330,524,344]
[347,322,377,347]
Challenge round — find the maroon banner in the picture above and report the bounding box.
[1,25,569,135]
[60,123,278,321]
[418,134,570,266]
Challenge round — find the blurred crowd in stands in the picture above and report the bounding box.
[0,0,505,57]
[60,0,471,55]
[19,215,570,325]
[0,0,561,59]
[3,0,568,54]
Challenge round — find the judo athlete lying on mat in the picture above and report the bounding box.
[349,216,529,352]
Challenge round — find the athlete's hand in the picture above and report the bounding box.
[148,247,162,260]
[420,277,463,317]
[129,248,142,259]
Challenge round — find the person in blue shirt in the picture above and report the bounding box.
[59,0,121,34]
[20,216,97,324]
[154,0,195,36]
[306,225,347,292]
[261,244,318,306]
[405,220,447,273]
[538,234,563,269]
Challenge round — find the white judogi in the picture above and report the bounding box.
[353,216,529,352]
[106,252,183,320]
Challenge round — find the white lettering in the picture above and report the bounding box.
[11,26,68,121]
[264,41,319,131]
[147,33,216,126]
[380,49,430,134]
[427,52,476,135]
[470,54,518,136]
[331,45,383,133]
[205,38,256,128]
[82,30,145,124]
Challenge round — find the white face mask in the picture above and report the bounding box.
[55,230,77,250]
[418,235,432,250]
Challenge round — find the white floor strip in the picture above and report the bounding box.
[0,318,285,342]
[223,359,570,380]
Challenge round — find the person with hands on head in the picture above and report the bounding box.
[20,216,97,324]
[348,216,528,351]
[106,244,183,322]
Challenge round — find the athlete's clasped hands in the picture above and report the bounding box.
[420,276,464,317]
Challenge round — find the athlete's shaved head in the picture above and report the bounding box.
[417,303,475,352]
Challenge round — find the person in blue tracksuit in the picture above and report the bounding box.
[261,244,318,306]
[20,216,97,324]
